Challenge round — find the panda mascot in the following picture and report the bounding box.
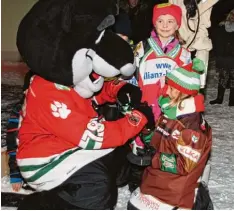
[15,0,155,209]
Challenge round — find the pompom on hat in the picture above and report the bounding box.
[166,58,205,95]
[152,3,182,27]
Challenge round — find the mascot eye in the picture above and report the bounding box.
[95,30,105,44]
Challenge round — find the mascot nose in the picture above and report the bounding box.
[120,61,136,77]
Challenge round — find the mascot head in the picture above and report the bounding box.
[17,0,136,98]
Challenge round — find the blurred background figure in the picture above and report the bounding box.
[113,12,133,42]
[118,0,168,44]
[209,1,234,106]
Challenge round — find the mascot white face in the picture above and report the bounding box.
[72,30,136,98]
[17,0,136,98]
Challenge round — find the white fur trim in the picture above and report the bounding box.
[95,30,105,44]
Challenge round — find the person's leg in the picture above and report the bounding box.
[228,68,234,106]
[210,68,228,104]
[192,182,214,210]
[56,144,131,210]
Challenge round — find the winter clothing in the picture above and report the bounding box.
[136,31,191,120]
[18,144,131,210]
[129,93,212,209]
[118,0,156,43]
[113,13,132,37]
[210,8,234,106]
[158,92,205,119]
[17,75,150,191]
[152,3,182,26]
[166,58,205,95]
[169,0,219,87]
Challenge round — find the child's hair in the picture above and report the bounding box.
[174,30,186,45]
[169,91,190,110]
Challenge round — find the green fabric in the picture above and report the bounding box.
[140,131,154,144]
[160,153,177,174]
[167,71,200,90]
[21,148,80,182]
[192,58,205,73]
[158,96,177,120]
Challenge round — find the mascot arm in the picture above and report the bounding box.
[39,98,147,150]
[93,79,126,105]
[32,77,147,150]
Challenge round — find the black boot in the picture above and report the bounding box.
[210,85,225,105]
[229,88,234,106]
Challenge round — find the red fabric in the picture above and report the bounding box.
[152,3,182,27]
[194,94,205,112]
[17,76,147,158]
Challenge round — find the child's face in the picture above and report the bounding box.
[166,85,180,99]
[154,14,179,39]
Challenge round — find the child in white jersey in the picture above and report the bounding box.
[128,3,193,192]
[135,3,192,121]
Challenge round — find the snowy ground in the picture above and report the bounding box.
[1,59,234,209]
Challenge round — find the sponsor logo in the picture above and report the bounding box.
[155,63,172,70]
[51,101,71,119]
[128,111,142,126]
[192,135,199,143]
[177,145,201,163]
[143,71,166,80]
[160,153,177,174]
[171,129,181,140]
[80,118,105,149]
[138,193,160,210]
[156,126,169,136]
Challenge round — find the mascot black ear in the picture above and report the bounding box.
[61,2,72,33]
[97,15,115,31]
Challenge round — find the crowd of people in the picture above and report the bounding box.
[5,0,234,210]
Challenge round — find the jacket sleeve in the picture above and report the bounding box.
[93,79,126,105]
[159,129,208,175]
[34,85,147,150]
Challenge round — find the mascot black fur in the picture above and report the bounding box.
[15,0,155,210]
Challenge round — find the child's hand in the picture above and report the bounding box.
[11,182,22,192]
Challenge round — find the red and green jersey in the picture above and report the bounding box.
[17,76,147,190]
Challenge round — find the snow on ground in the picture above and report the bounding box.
[1,60,234,209]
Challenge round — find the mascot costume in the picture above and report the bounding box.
[15,0,155,209]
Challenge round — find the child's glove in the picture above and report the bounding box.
[117,83,142,108]
[134,103,155,131]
